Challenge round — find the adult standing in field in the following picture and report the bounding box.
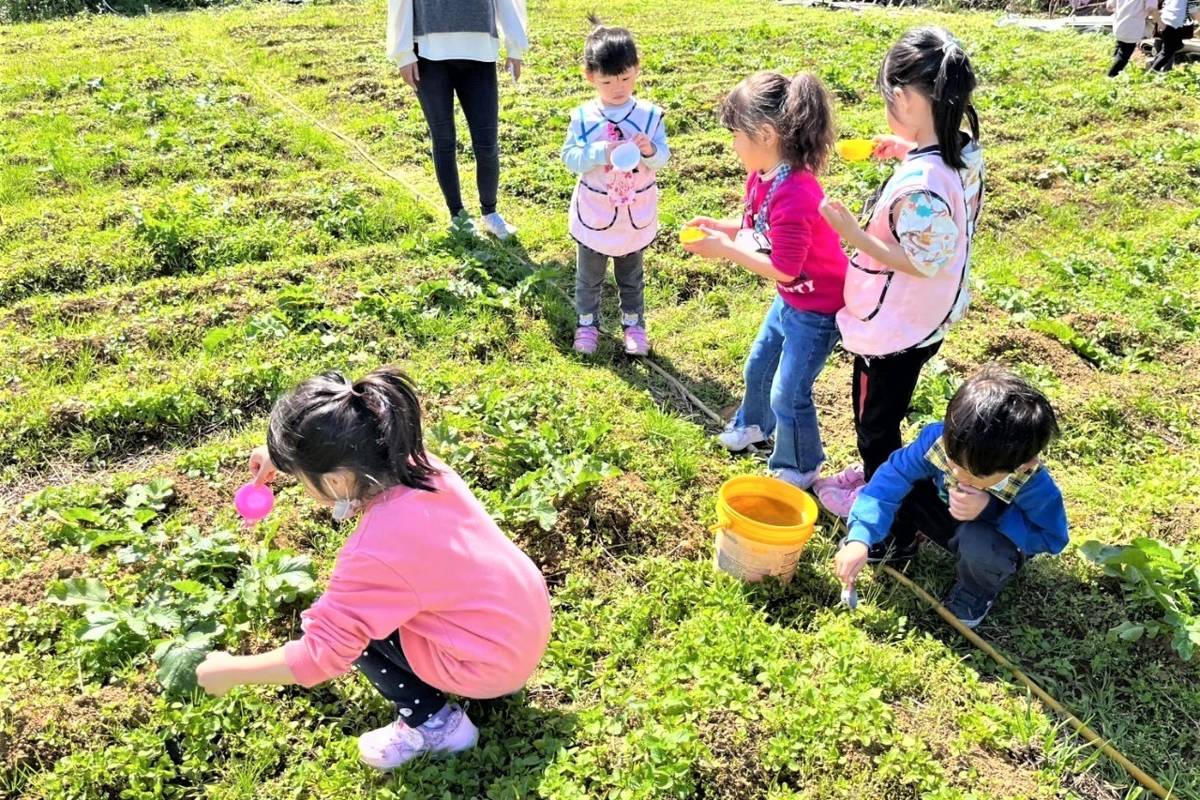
[1150,0,1194,72]
[387,0,528,239]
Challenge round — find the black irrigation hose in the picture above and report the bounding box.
[223,51,1174,800]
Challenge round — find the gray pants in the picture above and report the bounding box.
[947,521,1024,603]
[893,480,1025,603]
[575,243,645,327]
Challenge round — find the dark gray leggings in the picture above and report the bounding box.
[891,479,1025,603]
[414,57,500,217]
[354,629,447,728]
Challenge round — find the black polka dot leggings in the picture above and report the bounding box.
[354,630,447,728]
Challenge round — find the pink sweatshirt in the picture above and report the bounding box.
[283,457,552,699]
[742,170,847,315]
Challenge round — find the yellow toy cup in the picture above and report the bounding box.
[679,226,708,244]
[712,475,818,584]
[836,138,876,162]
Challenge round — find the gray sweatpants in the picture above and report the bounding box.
[574,243,645,327]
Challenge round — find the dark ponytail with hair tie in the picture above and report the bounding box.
[719,70,835,175]
[878,27,979,170]
[266,366,437,502]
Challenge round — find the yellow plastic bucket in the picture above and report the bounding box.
[712,475,818,584]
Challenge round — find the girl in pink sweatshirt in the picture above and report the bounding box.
[683,71,847,489]
[195,367,552,771]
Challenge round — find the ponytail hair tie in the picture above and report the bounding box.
[933,36,965,102]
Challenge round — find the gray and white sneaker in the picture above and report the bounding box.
[481,212,517,240]
[942,582,995,630]
[717,424,766,452]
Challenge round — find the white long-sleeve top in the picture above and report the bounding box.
[1160,0,1190,27]
[387,0,528,67]
[1109,0,1157,42]
[560,98,670,175]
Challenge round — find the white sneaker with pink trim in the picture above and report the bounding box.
[357,703,479,770]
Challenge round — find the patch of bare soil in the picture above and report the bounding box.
[894,701,1049,800]
[0,552,90,607]
[524,472,709,585]
[2,681,153,771]
[693,709,772,800]
[982,328,1095,385]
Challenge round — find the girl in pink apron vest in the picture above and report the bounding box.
[561,17,669,357]
[682,72,847,489]
[815,27,985,518]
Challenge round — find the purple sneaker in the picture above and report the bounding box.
[623,325,650,357]
[812,464,866,495]
[816,484,859,519]
[357,703,479,770]
[574,325,600,355]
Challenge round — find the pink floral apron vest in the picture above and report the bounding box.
[837,153,973,357]
[568,99,662,257]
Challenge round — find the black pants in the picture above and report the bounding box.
[1150,26,1188,72]
[1109,40,1138,77]
[891,480,1025,602]
[852,341,942,480]
[354,630,447,728]
[414,57,500,217]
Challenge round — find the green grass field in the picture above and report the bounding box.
[1,1,1198,797]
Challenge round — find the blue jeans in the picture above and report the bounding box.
[734,297,840,473]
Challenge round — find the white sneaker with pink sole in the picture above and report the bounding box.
[357,703,478,770]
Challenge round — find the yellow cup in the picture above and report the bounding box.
[836,138,876,162]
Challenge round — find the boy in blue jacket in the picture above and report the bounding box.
[834,365,1068,628]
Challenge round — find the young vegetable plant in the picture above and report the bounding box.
[36,480,319,695]
[1081,537,1200,661]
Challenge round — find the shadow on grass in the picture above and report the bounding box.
[441,232,741,433]
[816,524,1200,798]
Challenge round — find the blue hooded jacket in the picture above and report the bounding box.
[846,422,1069,556]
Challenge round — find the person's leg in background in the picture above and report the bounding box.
[1150,24,1185,71]
[613,250,648,355]
[573,244,609,354]
[454,59,513,237]
[722,297,786,451]
[1109,39,1138,76]
[766,307,840,488]
[815,342,939,517]
[414,58,464,219]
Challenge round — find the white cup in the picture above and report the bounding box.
[609,141,641,172]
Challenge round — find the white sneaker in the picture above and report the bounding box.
[357,703,479,770]
[717,424,766,452]
[774,468,820,490]
[481,212,517,240]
